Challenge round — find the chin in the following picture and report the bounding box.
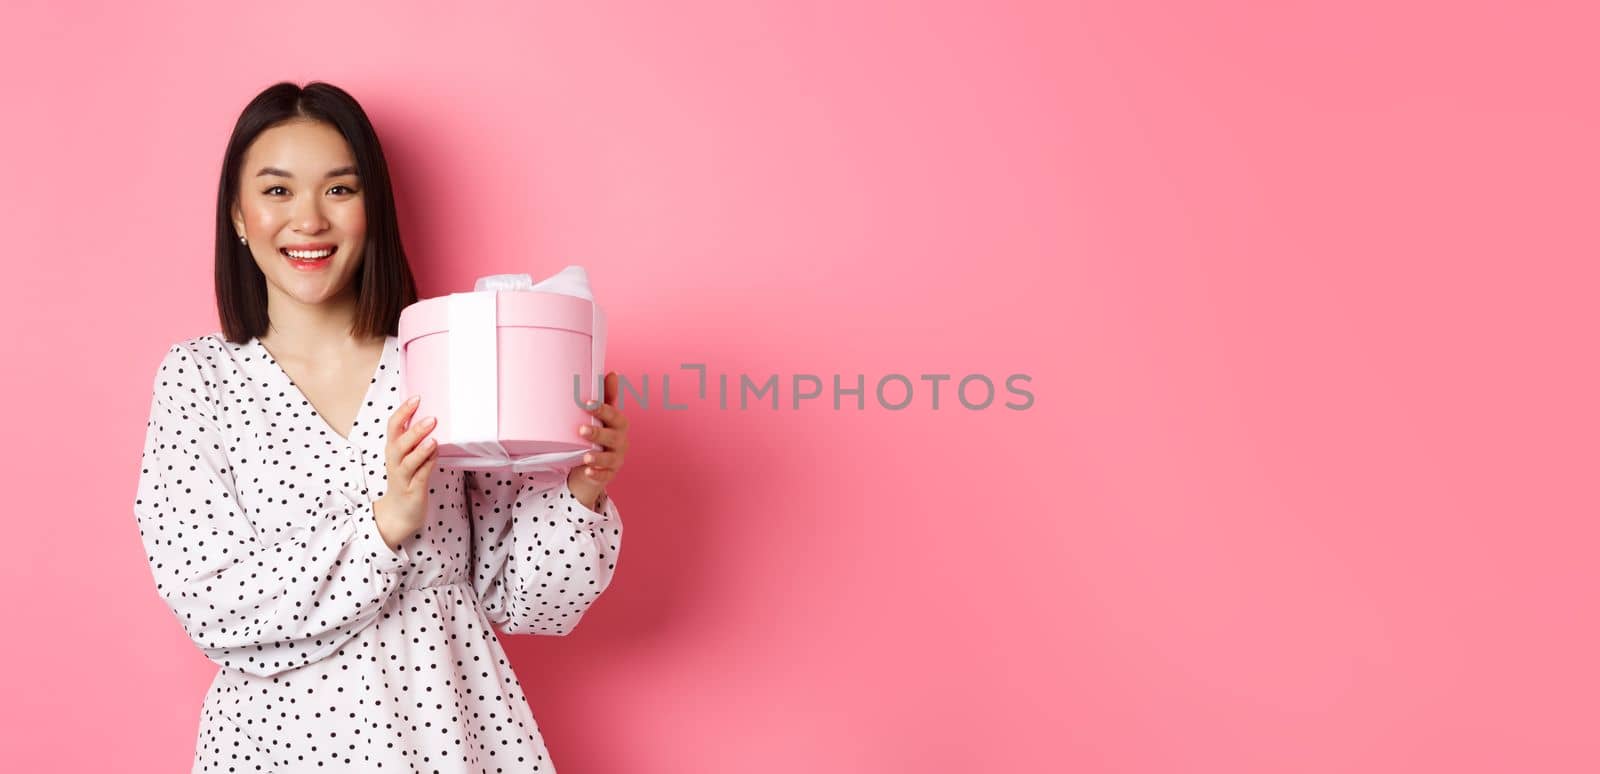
[277,274,353,302]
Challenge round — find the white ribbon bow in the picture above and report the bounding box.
[442,265,606,474]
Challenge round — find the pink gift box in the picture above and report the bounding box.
[397,267,607,472]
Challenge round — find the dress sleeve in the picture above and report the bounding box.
[466,467,624,635]
[133,344,411,677]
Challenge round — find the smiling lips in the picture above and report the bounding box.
[281,244,336,269]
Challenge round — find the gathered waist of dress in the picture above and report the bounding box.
[409,577,473,592]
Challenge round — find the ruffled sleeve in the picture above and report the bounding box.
[133,344,410,677]
[466,467,624,635]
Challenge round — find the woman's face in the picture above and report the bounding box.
[232,120,367,307]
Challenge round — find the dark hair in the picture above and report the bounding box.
[214,81,417,343]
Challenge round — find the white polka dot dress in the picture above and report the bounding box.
[133,333,624,772]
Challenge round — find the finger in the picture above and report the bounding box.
[399,436,437,482]
[387,397,422,466]
[401,415,437,452]
[579,424,626,451]
[390,396,421,435]
[584,465,616,483]
[603,372,619,406]
[583,450,624,470]
[587,401,628,431]
[395,438,432,486]
[390,422,431,471]
[410,445,439,488]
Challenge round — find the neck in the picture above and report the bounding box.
[260,285,380,358]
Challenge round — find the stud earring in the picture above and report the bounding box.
[238,235,247,245]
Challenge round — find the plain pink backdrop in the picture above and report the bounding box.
[2,1,1597,772]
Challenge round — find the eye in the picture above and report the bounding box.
[329,185,358,195]
[264,185,288,196]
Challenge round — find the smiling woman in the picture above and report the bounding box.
[237,127,367,282]
[214,83,417,343]
[135,81,625,774]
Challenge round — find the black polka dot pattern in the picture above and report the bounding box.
[133,333,624,772]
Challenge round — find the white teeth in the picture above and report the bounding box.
[284,248,334,259]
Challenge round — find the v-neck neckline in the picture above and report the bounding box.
[251,334,393,446]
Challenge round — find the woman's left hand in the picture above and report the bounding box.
[567,371,628,511]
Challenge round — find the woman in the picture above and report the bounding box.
[133,81,628,772]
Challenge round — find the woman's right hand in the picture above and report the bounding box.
[373,396,439,550]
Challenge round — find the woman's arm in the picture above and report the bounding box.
[132,344,410,677]
[466,467,623,635]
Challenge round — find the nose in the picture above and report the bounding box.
[291,192,329,233]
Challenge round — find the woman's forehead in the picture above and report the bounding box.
[245,122,356,174]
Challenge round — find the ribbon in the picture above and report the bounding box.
[442,266,604,474]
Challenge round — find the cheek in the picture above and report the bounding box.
[336,205,368,265]
[242,202,287,231]
[337,202,367,236]
[247,242,278,274]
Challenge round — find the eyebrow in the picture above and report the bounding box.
[254,165,359,179]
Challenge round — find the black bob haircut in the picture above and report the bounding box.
[214,81,417,344]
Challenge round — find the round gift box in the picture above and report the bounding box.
[397,290,603,467]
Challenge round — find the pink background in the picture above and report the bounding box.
[2,1,1597,771]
